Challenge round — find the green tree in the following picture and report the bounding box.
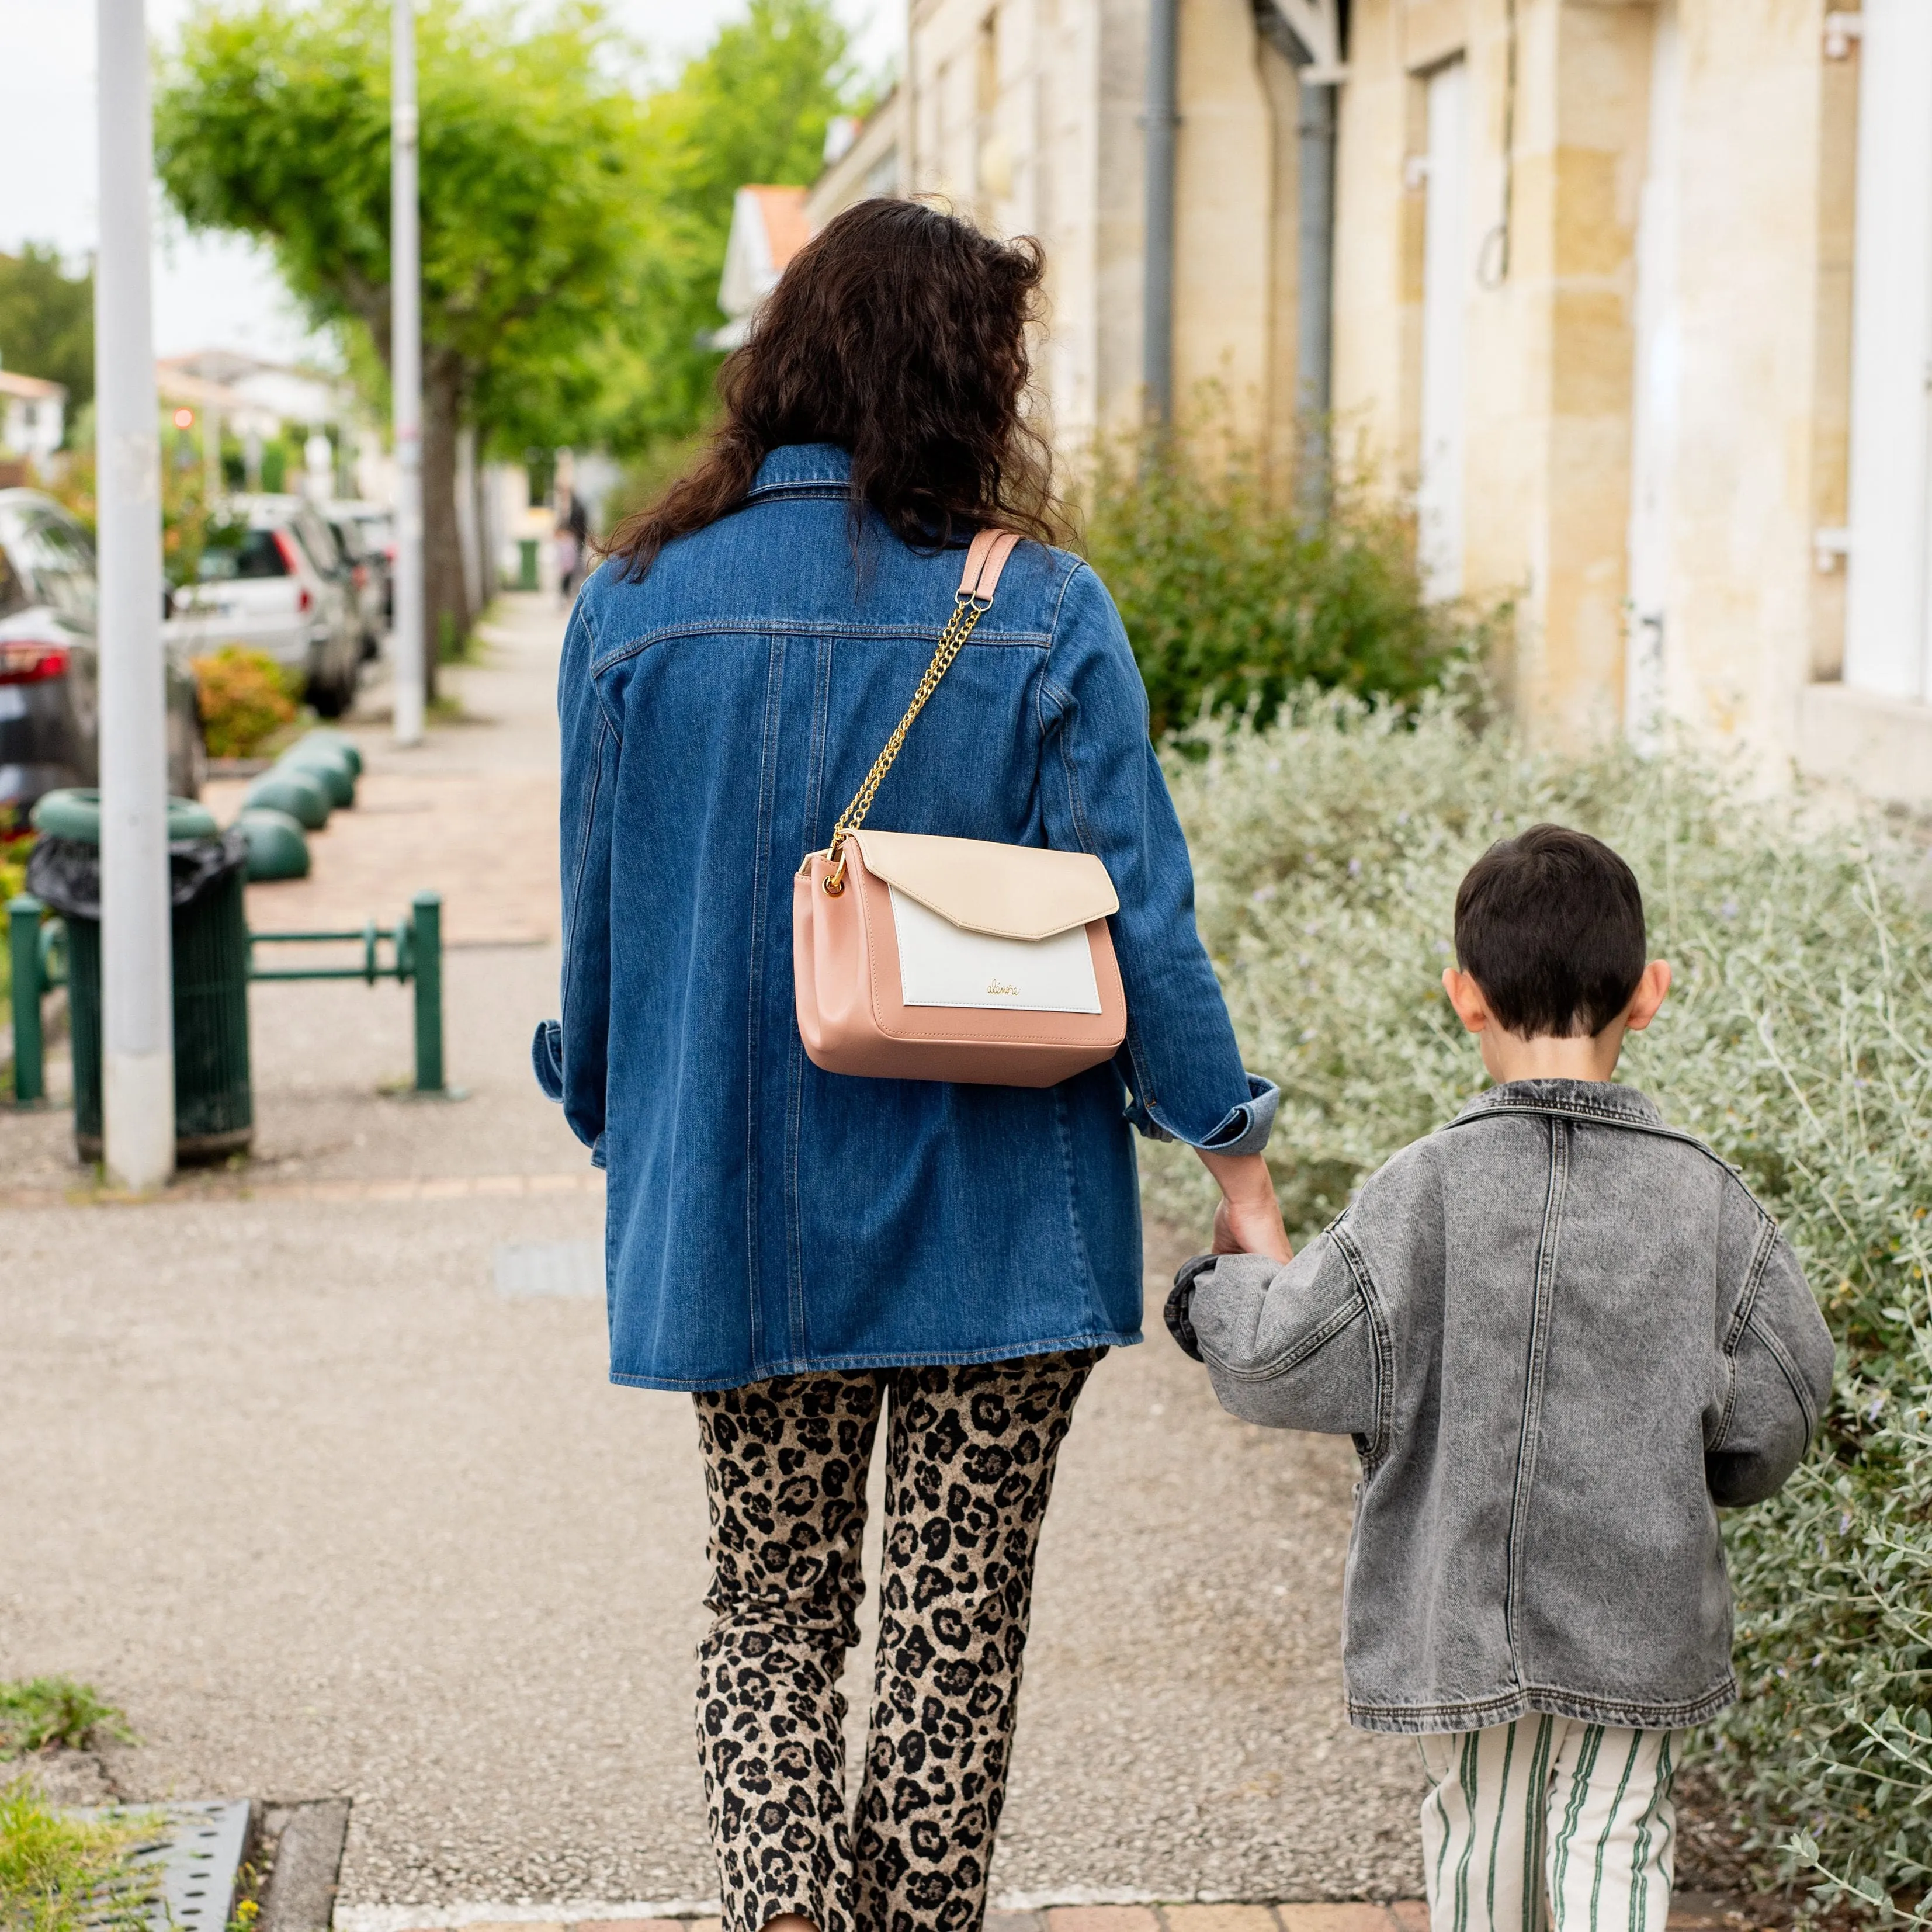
[0,245,94,429]
[612,0,856,449]
[155,0,646,675]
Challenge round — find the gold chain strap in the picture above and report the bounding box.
[822,588,990,894]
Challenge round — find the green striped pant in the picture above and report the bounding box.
[1418,1719,1677,1932]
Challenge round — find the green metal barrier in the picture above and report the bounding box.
[7,894,63,1107]
[8,888,447,1108]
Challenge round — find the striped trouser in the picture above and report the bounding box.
[1418,1719,1677,1932]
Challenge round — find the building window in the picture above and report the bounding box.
[1843,0,1932,702]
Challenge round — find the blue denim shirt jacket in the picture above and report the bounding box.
[535,443,1276,1391]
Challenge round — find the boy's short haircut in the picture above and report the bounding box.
[1454,824,1646,1039]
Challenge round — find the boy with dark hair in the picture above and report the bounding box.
[1167,823,1834,1932]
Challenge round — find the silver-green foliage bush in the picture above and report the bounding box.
[1144,692,1931,1916]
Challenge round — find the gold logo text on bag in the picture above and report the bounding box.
[792,529,1128,1088]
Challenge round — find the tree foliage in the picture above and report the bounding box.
[608,0,856,448]
[0,246,93,426]
[154,0,861,653]
[155,0,647,653]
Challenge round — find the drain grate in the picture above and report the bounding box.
[81,1799,252,1932]
[493,1239,605,1298]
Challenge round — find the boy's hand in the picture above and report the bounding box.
[1198,1150,1293,1263]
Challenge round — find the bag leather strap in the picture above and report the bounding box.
[822,529,1023,893]
[960,528,1021,601]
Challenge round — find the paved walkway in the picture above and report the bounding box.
[2,595,1607,1920]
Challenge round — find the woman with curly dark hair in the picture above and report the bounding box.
[536,198,1284,1932]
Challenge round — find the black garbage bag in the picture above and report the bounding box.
[27,829,250,922]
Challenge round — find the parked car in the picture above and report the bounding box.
[322,501,390,661]
[0,488,204,820]
[166,494,361,717]
[325,500,394,637]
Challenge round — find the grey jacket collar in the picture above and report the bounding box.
[1451,1078,1663,1129]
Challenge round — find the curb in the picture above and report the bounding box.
[262,1799,353,1932]
[338,1898,1760,1932]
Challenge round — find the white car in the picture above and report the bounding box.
[322,500,393,660]
[166,495,362,717]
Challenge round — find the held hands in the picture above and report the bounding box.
[1196,1149,1292,1264]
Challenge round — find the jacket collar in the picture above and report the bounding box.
[1453,1079,1662,1128]
[745,442,853,498]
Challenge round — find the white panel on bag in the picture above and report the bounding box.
[889,886,1102,1012]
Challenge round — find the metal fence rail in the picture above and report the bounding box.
[7,889,446,1108]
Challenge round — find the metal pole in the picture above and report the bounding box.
[410,890,443,1092]
[96,0,175,1188]
[1143,0,1178,426]
[203,405,221,513]
[9,895,44,1107]
[391,0,426,747]
[1295,77,1337,522]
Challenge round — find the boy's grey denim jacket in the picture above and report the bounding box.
[1170,1078,1835,1735]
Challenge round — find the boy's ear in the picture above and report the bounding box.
[1623,959,1673,1033]
[1442,967,1491,1035]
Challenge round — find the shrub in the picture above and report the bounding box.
[190,646,297,759]
[1144,692,1931,1918]
[1079,435,1493,734]
[0,814,32,1014]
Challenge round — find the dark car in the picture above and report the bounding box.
[0,488,204,820]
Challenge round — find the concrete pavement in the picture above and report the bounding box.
[1,594,1431,1912]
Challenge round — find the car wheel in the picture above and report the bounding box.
[309,669,349,720]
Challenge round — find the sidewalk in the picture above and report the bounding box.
[0,596,1728,1923]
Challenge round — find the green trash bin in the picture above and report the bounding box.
[517,536,540,591]
[26,789,255,1164]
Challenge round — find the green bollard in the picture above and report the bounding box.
[9,894,44,1105]
[411,890,445,1093]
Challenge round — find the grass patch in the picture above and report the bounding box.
[0,1680,134,1759]
[0,1776,161,1932]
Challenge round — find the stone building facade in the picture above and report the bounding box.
[807,0,1319,470]
[801,0,1932,802]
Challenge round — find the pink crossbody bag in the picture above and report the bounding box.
[793,530,1129,1087]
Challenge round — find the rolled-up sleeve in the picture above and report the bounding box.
[1038,563,1275,1150]
[533,596,615,1167]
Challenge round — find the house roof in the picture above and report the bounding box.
[157,356,332,433]
[0,370,67,403]
[714,185,811,348]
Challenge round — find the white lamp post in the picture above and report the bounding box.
[95,0,175,1189]
[391,0,425,747]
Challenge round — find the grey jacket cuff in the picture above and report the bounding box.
[1164,1253,1218,1360]
[1128,1073,1279,1155]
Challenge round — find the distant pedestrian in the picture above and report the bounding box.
[556,489,589,602]
[1167,825,1835,1932]
[535,197,1286,1932]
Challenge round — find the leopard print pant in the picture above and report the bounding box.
[693,1351,1101,1932]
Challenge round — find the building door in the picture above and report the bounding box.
[1625,0,1682,747]
[1417,58,1469,601]
[1844,0,1932,700]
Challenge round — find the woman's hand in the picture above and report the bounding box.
[1196,1149,1292,1264]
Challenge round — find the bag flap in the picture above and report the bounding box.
[852,830,1119,941]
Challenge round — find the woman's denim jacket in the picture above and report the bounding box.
[535,444,1275,1391]
[1170,1080,1836,1734]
